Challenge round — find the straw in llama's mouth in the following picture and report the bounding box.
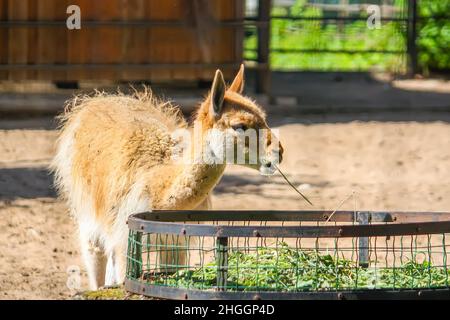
[274,164,314,206]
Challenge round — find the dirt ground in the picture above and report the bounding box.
[1,112,450,299]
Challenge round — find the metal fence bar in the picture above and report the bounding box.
[0,19,267,28]
[128,213,450,238]
[270,49,406,54]
[407,0,419,75]
[125,280,450,300]
[358,212,370,268]
[270,15,450,22]
[140,210,450,223]
[130,231,143,279]
[216,237,229,291]
[271,16,409,22]
[0,63,241,71]
[255,0,271,94]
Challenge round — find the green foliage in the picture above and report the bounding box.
[244,0,450,73]
[158,242,449,291]
[418,0,450,73]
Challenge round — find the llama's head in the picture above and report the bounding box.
[196,65,284,175]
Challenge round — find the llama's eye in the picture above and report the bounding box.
[231,124,248,131]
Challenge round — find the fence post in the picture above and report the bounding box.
[131,231,143,279]
[256,0,271,95]
[216,237,229,291]
[357,212,370,268]
[407,0,418,76]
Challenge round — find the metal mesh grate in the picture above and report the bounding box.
[244,0,410,72]
[125,211,450,297]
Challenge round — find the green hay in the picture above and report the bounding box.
[77,287,146,300]
[153,242,449,291]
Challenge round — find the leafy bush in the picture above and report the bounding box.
[418,0,450,73]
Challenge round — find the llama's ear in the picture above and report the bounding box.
[210,69,226,119]
[229,64,245,93]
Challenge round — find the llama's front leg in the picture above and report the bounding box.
[105,252,117,286]
[79,232,107,290]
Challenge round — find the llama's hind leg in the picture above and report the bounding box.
[79,232,107,290]
[113,245,127,285]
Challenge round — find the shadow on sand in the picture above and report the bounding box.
[0,167,56,200]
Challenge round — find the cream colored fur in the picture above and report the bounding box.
[51,66,283,290]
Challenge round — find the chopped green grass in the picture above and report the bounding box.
[149,243,449,291]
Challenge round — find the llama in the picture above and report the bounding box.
[51,65,284,290]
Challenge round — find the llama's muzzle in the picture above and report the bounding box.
[259,150,281,176]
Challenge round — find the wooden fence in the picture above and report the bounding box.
[0,0,244,81]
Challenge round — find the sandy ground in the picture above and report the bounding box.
[1,114,450,299]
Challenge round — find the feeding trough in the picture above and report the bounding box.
[125,210,450,300]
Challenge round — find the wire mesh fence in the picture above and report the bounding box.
[125,211,450,299]
[244,0,410,73]
[244,0,450,75]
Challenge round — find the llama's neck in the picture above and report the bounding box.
[158,123,226,210]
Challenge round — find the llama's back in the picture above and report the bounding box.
[52,91,186,223]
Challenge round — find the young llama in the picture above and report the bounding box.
[52,65,284,290]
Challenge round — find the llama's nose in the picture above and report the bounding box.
[262,150,282,169]
[270,146,283,164]
[263,159,272,168]
[261,159,274,173]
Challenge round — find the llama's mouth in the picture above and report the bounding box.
[259,162,277,176]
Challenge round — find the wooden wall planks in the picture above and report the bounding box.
[0,0,244,82]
